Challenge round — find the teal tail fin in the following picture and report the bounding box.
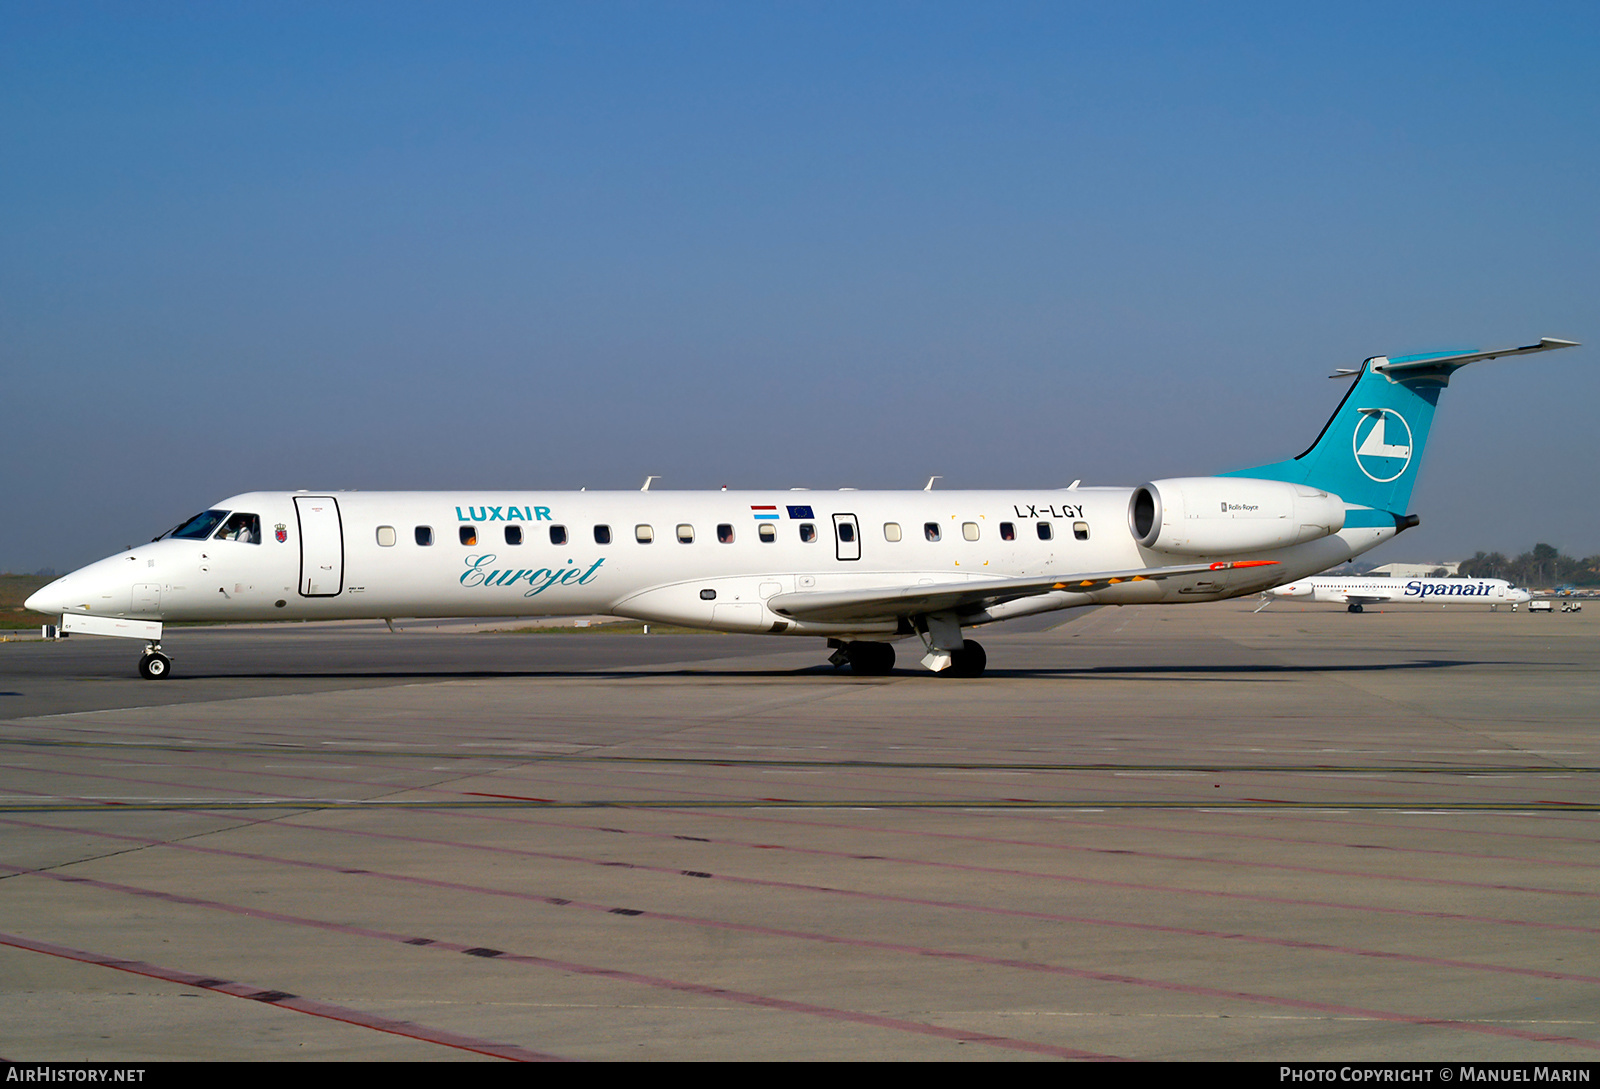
[1223,338,1578,513]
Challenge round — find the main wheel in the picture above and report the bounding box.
[948,640,987,677]
[138,652,172,680]
[1347,603,1364,613]
[846,641,895,675]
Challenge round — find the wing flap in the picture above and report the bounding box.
[766,560,1279,624]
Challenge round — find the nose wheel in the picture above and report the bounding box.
[138,645,172,680]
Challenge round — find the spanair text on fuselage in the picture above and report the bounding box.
[1268,576,1532,607]
[24,335,1580,678]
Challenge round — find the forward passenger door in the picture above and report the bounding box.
[295,496,344,597]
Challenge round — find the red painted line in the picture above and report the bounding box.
[0,864,1117,1061]
[6,747,1595,929]
[422,810,1600,986]
[0,930,566,1061]
[17,805,1600,1050]
[1001,810,1600,871]
[1200,808,1600,849]
[656,806,1600,909]
[9,849,1596,1054]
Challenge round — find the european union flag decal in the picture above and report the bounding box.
[786,505,814,519]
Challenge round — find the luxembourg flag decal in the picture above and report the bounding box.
[750,505,779,521]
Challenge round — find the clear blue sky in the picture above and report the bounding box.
[3,2,1595,573]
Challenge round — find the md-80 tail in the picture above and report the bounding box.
[27,336,1578,678]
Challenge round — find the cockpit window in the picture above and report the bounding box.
[171,510,230,540]
[214,513,260,544]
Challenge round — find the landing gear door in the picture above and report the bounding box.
[294,496,344,597]
[833,513,861,562]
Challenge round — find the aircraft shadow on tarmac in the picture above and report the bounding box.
[185,657,1488,681]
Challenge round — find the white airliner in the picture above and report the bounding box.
[25,336,1578,679]
[1266,576,1532,612]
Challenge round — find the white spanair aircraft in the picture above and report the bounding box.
[26,336,1578,680]
[1266,576,1532,612]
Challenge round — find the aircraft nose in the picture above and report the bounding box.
[24,580,70,616]
[24,558,133,617]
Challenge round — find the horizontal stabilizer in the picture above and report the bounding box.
[1368,337,1578,380]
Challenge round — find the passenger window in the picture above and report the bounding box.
[594,524,612,545]
[962,522,979,541]
[717,523,735,544]
[504,525,523,545]
[1000,522,1015,541]
[838,522,856,543]
[799,523,817,543]
[415,526,434,546]
[376,526,397,547]
[550,524,568,546]
[883,522,902,542]
[1074,521,1090,541]
[677,524,695,544]
[215,513,261,544]
[1037,522,1053,541]
[759,524,776,543]
[635,524,654,544]
[924,523,941,542]
[460,525,478,546]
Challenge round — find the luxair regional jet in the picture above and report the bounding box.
[1267,576,1532,612]
[26,337,1578,679]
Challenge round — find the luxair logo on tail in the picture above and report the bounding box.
[1221,337,1576,515]
[1352,408,1413,483]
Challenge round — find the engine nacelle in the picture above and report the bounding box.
[1128,477,1345,556]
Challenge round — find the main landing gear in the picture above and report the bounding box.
[946,640,987,678]
[138,642,172,680]
[826,636,987,677]
[1347,603,1364,613]
[830,640,897,675]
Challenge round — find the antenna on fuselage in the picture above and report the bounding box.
[641,476,659,491]
[924,476,941,491]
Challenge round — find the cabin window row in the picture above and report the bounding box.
[387,519,1089,547]
[391,522,777,547]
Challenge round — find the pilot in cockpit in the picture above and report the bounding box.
[218,513,261,544]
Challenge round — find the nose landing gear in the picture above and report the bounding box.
[138,643,172,680]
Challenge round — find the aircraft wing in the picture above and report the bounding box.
[766,560,1279,625]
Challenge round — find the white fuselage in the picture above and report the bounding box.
[29,487,1396,637]
[1268,576,1531,606]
